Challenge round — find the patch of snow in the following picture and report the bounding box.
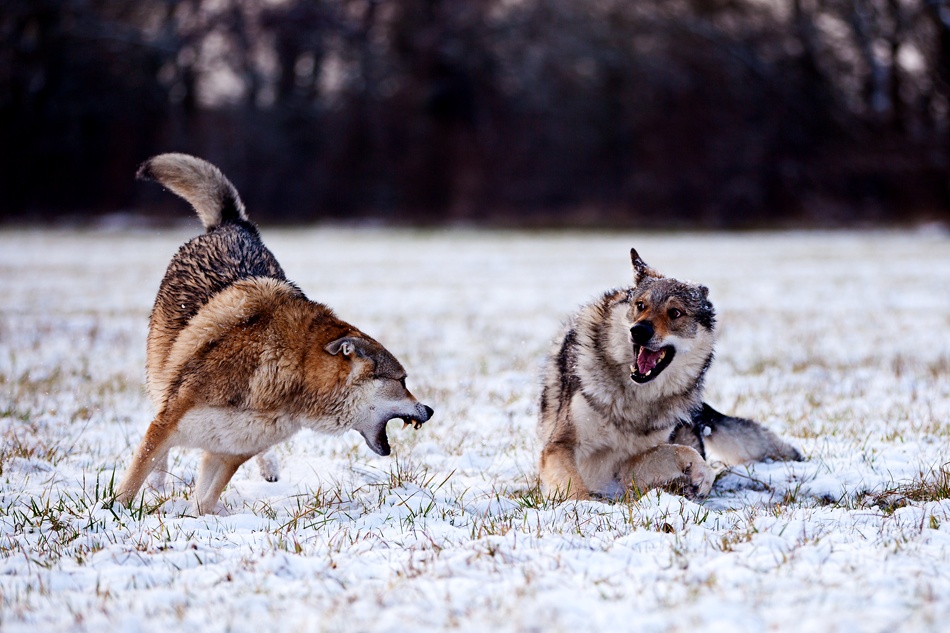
[0,228,948,632]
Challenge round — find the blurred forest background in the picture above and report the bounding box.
[2,0,949,227]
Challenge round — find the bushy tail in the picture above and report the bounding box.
[137,153,247,230]
[694,403,802,465]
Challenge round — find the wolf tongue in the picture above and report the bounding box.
[637,348,663,374]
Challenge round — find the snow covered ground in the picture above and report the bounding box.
[1,226,949,632]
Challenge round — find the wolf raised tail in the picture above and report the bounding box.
[690,403,802,465]
[137,153,247,230]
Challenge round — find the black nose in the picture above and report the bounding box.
[423,405,434,420]
[630,322,654,346]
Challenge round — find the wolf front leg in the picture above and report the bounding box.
[539,441,590,501]
[192,452,253,514]
[623,444,715,499]
[114,403,186,507]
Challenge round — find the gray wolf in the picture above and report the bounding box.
[538,248,801,501]
[115,153,433,514]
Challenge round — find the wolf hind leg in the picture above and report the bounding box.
[696,403,803,466]
[256,450,280,482]
[193,452,252,515]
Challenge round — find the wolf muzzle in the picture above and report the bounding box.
[402,404,435,430]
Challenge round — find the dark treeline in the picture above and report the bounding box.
[2,0,949,227]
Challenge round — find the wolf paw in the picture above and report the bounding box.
[628,444,715,499]
[669,445,715,498]
[256,451,280,483]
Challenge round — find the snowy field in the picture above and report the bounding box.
[1,226,949,632]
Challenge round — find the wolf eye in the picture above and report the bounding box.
[635,301,645,311]
[668,308,683,319]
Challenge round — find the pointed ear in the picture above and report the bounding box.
[325,337,364,358]
[630,248,662,285]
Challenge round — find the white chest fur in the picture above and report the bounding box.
[569,394,680,496]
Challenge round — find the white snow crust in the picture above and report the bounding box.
[1,227,948,632]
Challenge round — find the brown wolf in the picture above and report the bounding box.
[538,248,801,501]
[115,153,433,514]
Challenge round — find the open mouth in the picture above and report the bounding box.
[360,423,392,456]
[359,416,428,456]
[630,345,675,383]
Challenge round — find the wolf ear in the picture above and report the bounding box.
[325,337,368,358]
[630,248,662,286]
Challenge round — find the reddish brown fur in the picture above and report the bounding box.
[152,280,361,416]
[117,278,425,512]
[119,153,432,514]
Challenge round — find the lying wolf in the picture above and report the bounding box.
[115,153,433,514]
[538,248,801,501]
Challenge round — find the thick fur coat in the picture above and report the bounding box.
[115,154,433,514]
[538,249,801,501]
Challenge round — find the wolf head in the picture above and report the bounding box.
[322,335,433,456]
[624,248,716,388]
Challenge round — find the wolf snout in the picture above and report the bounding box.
[630,322,654,346]
[401,403,434,430]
